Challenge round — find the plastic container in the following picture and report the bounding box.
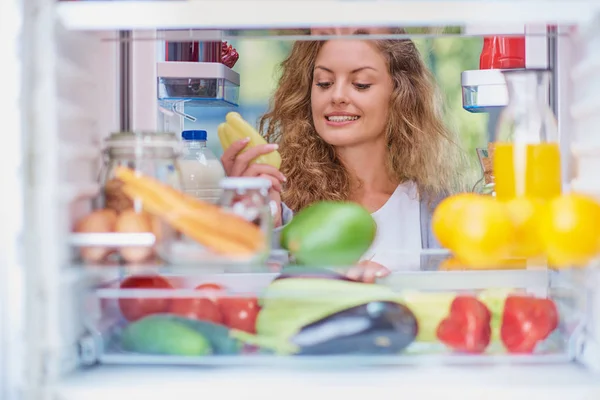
[157,62,240,107]
[461,35,525,113]
[165,42,201,62]
[461,69,509,113]
[165,41,221,63]
[178,130,226,203]
[78,253,585,367]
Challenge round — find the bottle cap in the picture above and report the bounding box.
[182,130,207,141]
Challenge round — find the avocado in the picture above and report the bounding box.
[121,314,212,356]
[281,201,377,266]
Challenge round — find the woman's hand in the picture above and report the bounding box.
[221,138,286,192]
[345,260,391,284]
[220,138,286,228]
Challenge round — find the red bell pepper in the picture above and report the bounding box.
[437,295,492,354]
[501,295,559,354]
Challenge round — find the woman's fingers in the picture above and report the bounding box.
[220,138,251,174]
[254,174,282,192]
[231,143,280,176]
[242,164,285,186]
[346,260,391,283]
[268,191,283,228]
[345,267,364,282]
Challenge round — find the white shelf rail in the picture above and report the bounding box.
[57,0,600,31]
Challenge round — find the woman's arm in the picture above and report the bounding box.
[420,192,448,270]
[271,202,294,249]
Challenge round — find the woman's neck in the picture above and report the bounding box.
[336,139,397,196]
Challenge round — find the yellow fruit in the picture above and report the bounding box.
[504,196,545,258]
[451,196,515,268]
[440,256,527,271]
[539,193,600,268]
[496,257,528,269]
[432,193,479,249]
[217,112,282,169]
[438,257,464,271]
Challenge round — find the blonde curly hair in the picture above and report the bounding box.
[259,38,465,212]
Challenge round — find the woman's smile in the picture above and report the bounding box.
[325,112,361,126]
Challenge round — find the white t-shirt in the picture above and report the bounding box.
[361,181,422,270]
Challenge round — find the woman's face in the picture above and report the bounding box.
[311,40,394,148]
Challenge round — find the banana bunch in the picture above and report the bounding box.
[217,112,282,169]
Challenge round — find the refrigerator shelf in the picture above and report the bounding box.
[77,266,586,368]
[95,350,572,368]
[56,1,600,31]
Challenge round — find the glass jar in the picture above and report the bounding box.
[219,177,273,261]
[154,177,273,268]
[493,69,562,201]
[99,131,183,264]
[100,131,183,212]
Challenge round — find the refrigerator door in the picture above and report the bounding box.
[0,0,26,398]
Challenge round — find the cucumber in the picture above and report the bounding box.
[162,315,244,355]
[121,315,212,356]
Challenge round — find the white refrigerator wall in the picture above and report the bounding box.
[0,0,25,398]
[23,0,120,393]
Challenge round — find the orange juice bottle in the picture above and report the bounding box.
[493,69,561,201]
[494,142,561,201]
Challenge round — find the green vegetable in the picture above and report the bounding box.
[281,201,377,266]
[161,315,244,355]
[121,314,212,356]
[255,278,513,346]
[477,288,520,342]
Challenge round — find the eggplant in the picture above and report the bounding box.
[290,301,418,355]
[275,266,354,282]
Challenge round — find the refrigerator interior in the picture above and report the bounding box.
[6,0,600,399]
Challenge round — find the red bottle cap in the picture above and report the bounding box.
[480,36,526,70]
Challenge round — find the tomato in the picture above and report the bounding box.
[169,283,224,323]
[218,297,260,333]
[182,282,259,332]
[195,283,224,303]
[170,297,223,324]
[118,275,173,322]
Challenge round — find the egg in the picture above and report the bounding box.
[116,209,155,263]
[74,209,118,263]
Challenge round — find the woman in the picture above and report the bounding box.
[221,28,465,282]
